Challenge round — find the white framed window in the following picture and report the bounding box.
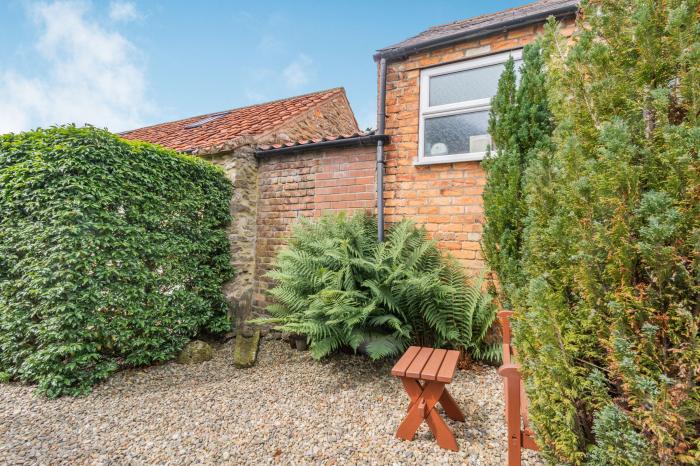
[417,49,523,165]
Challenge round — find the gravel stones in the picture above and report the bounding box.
[0,340,544,465]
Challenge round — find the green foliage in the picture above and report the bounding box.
[0,125,233,397]
[482,41,554,308]
[254,212,499,363]
[586,404,654,466]
[501,1,700,464]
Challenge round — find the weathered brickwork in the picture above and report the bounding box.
[253,145,377,309]
[199,92,360,320]
[381,19,575,275]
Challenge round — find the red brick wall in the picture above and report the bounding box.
[253,144,376,309]
[382,19,575,276]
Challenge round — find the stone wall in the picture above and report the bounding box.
[381,18,576,276]
[206,145,259,324]
[253,144,377,310]
[201,92,362,322]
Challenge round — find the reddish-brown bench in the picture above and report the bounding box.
[498,311,538,466]
[391,346,465,451]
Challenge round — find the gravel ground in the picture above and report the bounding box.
[0,338,543,465]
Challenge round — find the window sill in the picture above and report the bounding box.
[413,152,486,166]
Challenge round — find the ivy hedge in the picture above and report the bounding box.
[0,126,233,397]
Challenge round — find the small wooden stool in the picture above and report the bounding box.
[391,346,465,451]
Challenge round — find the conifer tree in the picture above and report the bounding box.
[512,1,700,464]
[482,42,554,309]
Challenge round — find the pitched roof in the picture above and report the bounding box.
[120,88,347,153]
[375,0,578,61]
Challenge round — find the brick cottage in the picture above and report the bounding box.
[121,88,365,318]
[374,0,576,277]
[122,0,578,317]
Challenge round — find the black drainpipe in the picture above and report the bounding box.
[376,57,387,242]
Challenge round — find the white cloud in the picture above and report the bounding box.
[0,1,153,134]
[109,1,140,22]
[282,54,313,89]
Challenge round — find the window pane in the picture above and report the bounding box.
[429,60,521,106]
[424,111,490,156]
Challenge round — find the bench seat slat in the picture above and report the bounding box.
[391,346,421,377]
[436,350,460,383]
[406,347,434,379]
[420,349,447,380]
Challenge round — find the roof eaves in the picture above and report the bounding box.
[373,2,577,62]
[255,132,389,156]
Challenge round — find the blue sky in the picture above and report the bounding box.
[0,0,525,134]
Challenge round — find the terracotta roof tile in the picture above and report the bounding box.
[120,88,346,152]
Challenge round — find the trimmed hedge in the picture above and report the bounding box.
[0,126,233,397]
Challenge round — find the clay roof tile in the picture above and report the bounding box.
[120,87,346,152]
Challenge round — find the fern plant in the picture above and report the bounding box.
[253,212,499,363]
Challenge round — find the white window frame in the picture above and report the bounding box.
[416,49,523,165]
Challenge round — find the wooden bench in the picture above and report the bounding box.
[498,311,538,466]
[391,346,465,451]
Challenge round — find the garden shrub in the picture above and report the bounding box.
[0,126,233,397]
[255,212,499,363]
[495,1,700,464]
[482,41,554,309]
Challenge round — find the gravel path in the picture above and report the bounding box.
[0,338,543,465]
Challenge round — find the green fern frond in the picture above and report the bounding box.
[363,332,408,360]
[255,212,499,363]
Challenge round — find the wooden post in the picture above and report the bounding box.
[499,364,523,466]
[498,310,539,466]
[498,310,513,364]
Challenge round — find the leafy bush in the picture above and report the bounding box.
[0,126,233,397]
[254,212,499,363]
[482,42,554,309]
[484,1,700,464]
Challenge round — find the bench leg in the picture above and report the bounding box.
[426,407,459,451]
[401,378,423,412]
[439,388,465,422]
[396,380,443,441]
[405,379,464,422]
[396,379,459,451]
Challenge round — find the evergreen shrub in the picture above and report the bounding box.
[481,1,699,463]
[482,41,554,309]
[0,126,233,397]
[255,212,499,362]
